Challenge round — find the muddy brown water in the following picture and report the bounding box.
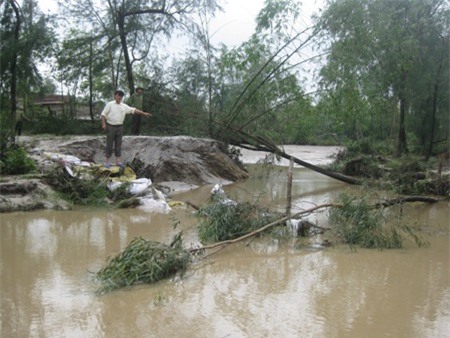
[1,146,449,338]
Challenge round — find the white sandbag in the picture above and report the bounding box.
[107,181,122,191]
[44,152,81,165]
[137,197,172,213]
[128,178,152,195]
[107,178,153,195]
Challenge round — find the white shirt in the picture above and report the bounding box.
[101,101,136,125]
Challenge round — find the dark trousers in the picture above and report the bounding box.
[105,124,123,158]
[15,120,23,136]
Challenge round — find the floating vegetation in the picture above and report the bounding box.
[329,193,427,249]
[196,196,281,244]
[95,234,191,292]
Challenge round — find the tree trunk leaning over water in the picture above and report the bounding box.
[238,142,361,185]
[227,127,361,185]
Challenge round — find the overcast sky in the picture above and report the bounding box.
[38,0,324,94]
[209,0,265,46]
[38,0,264,47]
[209,0,323,46]
[39,0,323,48]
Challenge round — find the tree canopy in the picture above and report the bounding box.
[1,0,448,157]
[317,0,449,156]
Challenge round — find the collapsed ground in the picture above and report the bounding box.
[0,135,448,213]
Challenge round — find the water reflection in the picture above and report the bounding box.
[1,164,449,338]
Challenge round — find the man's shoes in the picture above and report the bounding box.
[105,163,111,169]
[118,162,125,169]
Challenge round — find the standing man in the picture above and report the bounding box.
[101,90,151,169]
[15,102,29,136]
[130,87,144,135]
[15,109,24,136]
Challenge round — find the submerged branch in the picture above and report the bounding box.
[375,196,442,208]
[190,193,441,255]
[189,203,338,253]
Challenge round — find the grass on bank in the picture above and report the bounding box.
[43,165,137,207]
[44,166,110,206]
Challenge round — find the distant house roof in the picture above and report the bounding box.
[34,95,70,106]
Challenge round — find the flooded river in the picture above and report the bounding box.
[1,146,449,338]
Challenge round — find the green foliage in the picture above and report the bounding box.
[346,138,391,157]
[30,115,69,135]
[387,156,428,194]
[343,156,385,179]
[329,138,390,177]
[317,0,449,153]
[144,83,197,136]
[44,166,109,206]
[330,193,426,249]
[389,156,427,176]
[153,290,165,306]
[212,35,313,144]
[196,196,279,243]
[0,145,36,175]
[28,112,100,135]
[0,0,55,98]
[256,0,301,36]
[108,182,134,202]
[95,235,191,292]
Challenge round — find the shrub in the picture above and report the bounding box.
[196,196,279,243]
[335,138,390,163]
[0,145,36,175]
[329,193,426,249]
[387,156,428,194]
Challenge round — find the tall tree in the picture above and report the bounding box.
[0,0,54,143]
[56,30,114,120]
[208,0,317,144]
[8,0,20,144]
[317,0,449,156]
[57,0,122,97]
[100,0,219,134]
[171,0,223,137]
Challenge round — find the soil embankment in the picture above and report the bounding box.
[0,136,249,212]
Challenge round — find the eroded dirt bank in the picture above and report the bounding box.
[0,135,249,212]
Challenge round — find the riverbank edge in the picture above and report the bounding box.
[0,135,249,213]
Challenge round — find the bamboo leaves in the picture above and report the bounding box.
[95,235,191,292]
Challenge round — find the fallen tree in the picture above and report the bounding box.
[229,129,361,185]
[239,142,361,185]
[190,203,336,254]
[191,191,436,255]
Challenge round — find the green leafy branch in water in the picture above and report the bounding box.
[94,193,433,292]
[196,195,282,244]
[329,193,428,249]
[95,233,191,293]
